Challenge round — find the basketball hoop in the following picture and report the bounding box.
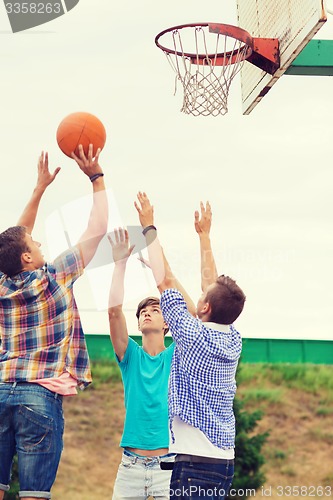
[155,23,280,116]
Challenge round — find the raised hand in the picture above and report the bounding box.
[71,144,103,178]
[108,228,135,263]
[134,191,154,228]
[195,201,217,290]
[16,152,61,232]
[36,151,61,190]
[194,201,212,237]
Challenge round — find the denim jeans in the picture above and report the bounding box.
[112,449,175,499]
[0,382,64,499]
[170,460,234,499]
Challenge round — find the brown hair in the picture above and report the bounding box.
[0,226,29,277]
[205,275,246,325]
[136,296,169,335]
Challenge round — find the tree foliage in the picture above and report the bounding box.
[229,362,269,499]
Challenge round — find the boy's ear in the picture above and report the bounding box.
[21,252,32,264]
[199,301,211,315]
[198,301,212,320]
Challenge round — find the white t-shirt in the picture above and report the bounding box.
[169,416,235,459]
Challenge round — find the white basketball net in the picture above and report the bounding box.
[162,26,249,116]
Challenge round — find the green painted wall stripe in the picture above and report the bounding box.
[286,40,333,76]
[85,335,333,364]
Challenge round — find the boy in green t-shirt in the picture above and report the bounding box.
[108,228,178,499]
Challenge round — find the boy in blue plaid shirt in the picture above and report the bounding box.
[135,192,246,500]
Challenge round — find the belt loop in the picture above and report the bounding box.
[10,382,17,393]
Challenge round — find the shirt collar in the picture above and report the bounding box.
[203,322,231,333]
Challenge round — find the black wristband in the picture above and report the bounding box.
[142,225,157,236]
[89,173,104,182]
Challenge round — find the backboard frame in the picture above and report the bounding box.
[237,0,327,114]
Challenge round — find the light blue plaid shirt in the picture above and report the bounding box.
[160,288,242,450]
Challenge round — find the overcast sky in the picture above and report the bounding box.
[0,1,332,341]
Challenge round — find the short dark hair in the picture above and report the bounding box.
[205,275,246,325]
[0,226,29,277]
[136,296,169,335]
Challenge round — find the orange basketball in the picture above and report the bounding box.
[56,112,106,158]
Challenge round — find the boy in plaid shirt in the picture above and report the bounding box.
[135,192,246,500]
[0,145,108,500]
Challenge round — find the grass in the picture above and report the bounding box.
[92,360,333,394]
[307,427,333,444]
[6,362,333,500]
[266,448,287,461]
[90,359,122,386]
[241,387,283,404]
[316,406,333,416]
[280,466,297,477]
[322,473,333,486]
[237,363,333,394]
[235,363,333,498]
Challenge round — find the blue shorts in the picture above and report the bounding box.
[0,382,64,499]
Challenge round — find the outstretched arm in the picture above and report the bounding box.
[108,228,135,361]
[17,151,61,234]
[194,201,218,292]
[134,191,196,316]
[72,144,108,268]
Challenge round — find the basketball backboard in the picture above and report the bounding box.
[236,0,327,114]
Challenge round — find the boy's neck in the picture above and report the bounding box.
[142,333,166,356]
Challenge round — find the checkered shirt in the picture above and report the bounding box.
[0,247,91,389]
[160,288,242,450]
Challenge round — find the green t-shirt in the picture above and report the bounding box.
[117,337,174,450]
